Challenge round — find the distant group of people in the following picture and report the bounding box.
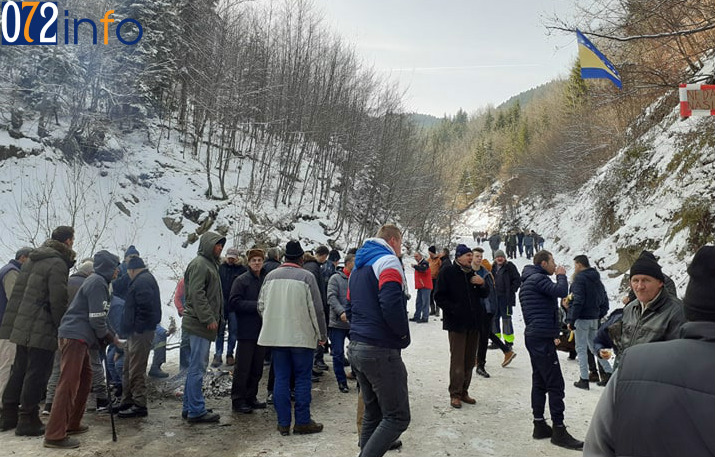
[486,229,544,260]
[1,223,713,457]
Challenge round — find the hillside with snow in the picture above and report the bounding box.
[460,67,715,301]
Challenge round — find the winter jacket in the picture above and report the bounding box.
[568,267,609,324]
[321,261,336,285]
[506,234,517,247]
[523,234,535,247]
[435,262,489,332]
[219,262,246,313]
[257,263,326,349]
[475,265,496,314]
[67,271,90,306]
[626,273,678,301]
[584,321,715,457]
[518,264,568,339]
[0,239,75,351]
[620,290,685,352]
[173,278,185,317]
[439,255,452,276]
[516,232,524,244]
[593,308,624,356]
[488,234,501,251]
[182,232,226,341]
[228,269,266,340]
[108,295,126,338]
[412,258,433,290]
[492,260,521,308]
[327,269,350,330]
[122,269,162,335]
[428,256,442,280]
[346,238,410,349]
[303,257,327,307]
[0,259,22,324]
[58,250,119,348]
[263,258,281,274]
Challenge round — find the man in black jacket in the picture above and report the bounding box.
[584,245,715,457]
[492,250,521,350]
[566,255,612,390]
[435,244,489,409]
[229,248,268,413]
[519,250,582,451]
[116,257,161,418]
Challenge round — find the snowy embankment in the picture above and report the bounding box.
[459,88,715,304]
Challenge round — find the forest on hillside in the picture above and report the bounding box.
[2,0,715,247]
[434,0,715,216]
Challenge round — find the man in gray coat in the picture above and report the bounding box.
[327,253,354,393]
[584,245,715,457]
[43,251,119,449]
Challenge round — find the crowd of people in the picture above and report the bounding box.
[0,223,713,457]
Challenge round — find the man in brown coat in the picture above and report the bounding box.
[0,226,76,436]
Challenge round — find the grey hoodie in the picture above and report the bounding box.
[58,250,119,348]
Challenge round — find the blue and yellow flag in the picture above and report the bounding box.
[576,29,621,89]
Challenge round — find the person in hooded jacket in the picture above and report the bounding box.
[519,250,583,451]
[565,255,613,390]
[43,250,120,449]
[182,232,226,423]
[0,226,76,436]
[327,253,355,393]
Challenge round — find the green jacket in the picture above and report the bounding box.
[0,239,75,351]
[181,232,226,341]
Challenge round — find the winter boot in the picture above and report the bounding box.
[597,372,612,387]
[551,425,583,450]
[0,403,18,431]
[15,411,45,436]
[532,419,552,439]
[476,365,491,378]
[574,378,590,390]
[588,370,600,383]
[293,419,323,434]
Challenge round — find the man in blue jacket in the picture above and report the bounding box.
[347,224,410,457]
[566,255,612,390]
[519,250,582,451]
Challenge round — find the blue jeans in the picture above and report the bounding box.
[272,347,314,427]
[183,334,211,418]
[349,341,410,457]
[414,288,431,321]
[525,335,565,425]
[575,319,613,379]
[329,328,349,385]
[214,312,238,357]
[151,325,167,369]
[107,345,124,386]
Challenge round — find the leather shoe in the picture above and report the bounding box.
[117,405,148,418]
[460,394,476,405]
[450,397,462,409]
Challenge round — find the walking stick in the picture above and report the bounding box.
[101,348,118,442]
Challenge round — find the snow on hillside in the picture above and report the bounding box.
[459,88,715,304]
[0,118,343,337]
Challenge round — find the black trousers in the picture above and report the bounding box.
[231,340,267,404]
[525,335,565,425]
[476,312,510,366]
[2,344,55,415]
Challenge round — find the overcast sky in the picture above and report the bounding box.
[315,0,578,116]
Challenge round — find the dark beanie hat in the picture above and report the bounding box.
[455,244,471,258]
[125,245,140,258]
[428,245,436,254]
[630,251,665,282]
[683,246,715,322]
[127,256,146,270]
[328,249,341,262]
[285,240,304,259]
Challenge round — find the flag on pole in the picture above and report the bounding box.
[576,29,622,89]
